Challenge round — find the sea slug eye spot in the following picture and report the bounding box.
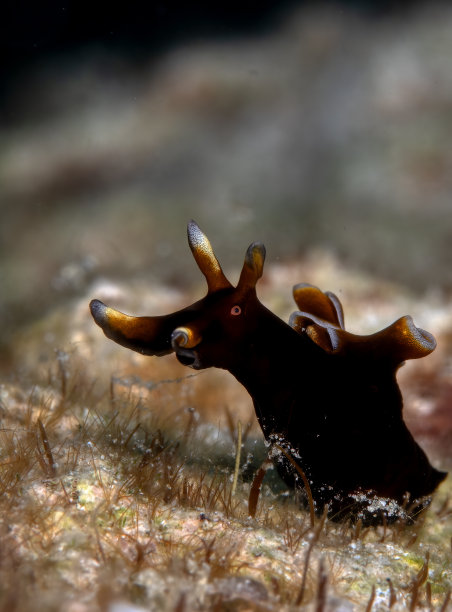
[230,305,242,316]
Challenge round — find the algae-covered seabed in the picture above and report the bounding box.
[1,262,451,611]
[1,3,452,611]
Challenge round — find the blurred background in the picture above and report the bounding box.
[1,0,452,366]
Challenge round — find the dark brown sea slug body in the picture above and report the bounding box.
[90,221,447,523]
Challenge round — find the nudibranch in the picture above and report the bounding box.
[90,221,447,523]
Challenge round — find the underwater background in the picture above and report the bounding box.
[1,3,452,611]
[2,0,452,357]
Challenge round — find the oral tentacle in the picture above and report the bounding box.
[171,326,202,349]
[90,299,175,356]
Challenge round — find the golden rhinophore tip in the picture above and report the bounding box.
[187,220,232,292]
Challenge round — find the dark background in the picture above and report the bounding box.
[1,0,421,113]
